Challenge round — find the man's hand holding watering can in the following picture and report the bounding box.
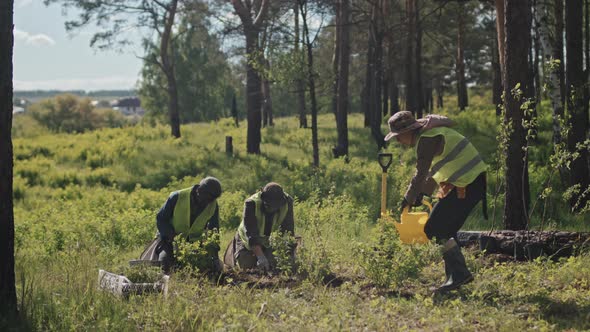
[399,193,425,213]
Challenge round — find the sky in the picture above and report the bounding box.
[13,0,144,91]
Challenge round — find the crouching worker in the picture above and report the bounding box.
[146,176,222,274]
[224,182,295,272]
[385,111,487,293]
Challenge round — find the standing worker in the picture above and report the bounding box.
[154,176,223,273]
[224,182,295,272]
[385,111,487,293]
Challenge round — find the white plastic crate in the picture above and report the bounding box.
[98,269,169,298]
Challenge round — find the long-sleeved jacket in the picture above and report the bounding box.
[404,115,454,203]
[156,185,219,242]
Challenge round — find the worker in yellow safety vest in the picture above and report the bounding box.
[155,176,222,273]
[385,111,487,293]
[224,182,295,272]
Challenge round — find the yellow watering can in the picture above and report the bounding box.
[394,200,432,244]
[378,152,430,244]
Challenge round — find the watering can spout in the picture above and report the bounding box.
[394,200,432,244]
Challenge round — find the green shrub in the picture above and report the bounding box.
[269,231,297,276]
[356,218,438,290]
[48,171,82,188]
[119,265,164,283]
[85,168,114,186]
[28,94,129,133]
[174,231,220,273]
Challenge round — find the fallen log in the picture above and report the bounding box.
[457,230,590,261]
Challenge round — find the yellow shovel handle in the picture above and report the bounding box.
[380,172,387,216]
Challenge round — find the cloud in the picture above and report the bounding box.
[14,76,138,91]
[14,28,56,47]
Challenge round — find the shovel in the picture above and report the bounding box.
[378,153,393,217]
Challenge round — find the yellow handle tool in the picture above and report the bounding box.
[378,153,393,216]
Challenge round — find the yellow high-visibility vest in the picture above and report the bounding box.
[171,187,217,242]
[238,191,289,250]
[416,127,487,187]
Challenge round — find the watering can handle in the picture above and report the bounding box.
[402,199,433,214]
[422,199,433,212]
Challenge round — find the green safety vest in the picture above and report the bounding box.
[417,127,487,187]
[171,187,217,242]
[238,192,290,250]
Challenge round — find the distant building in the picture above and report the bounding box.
[111,97,145,116]
[13,106,25,114]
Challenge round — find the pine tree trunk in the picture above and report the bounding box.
[300,0,319,167]
[331,1,340,117]
[368,0,385,149]
[261,58,273,127]
[415,15,424,118]
[363,24,374,128]
[0,0,17,315]
[495,0,506,78]
[333,0,350,157]
[492,34,503,115]
[566,0,590,210]
[503,0,532,230]
[231,0,269,154]
[535,0,564,144]
[457,3,468,111]
[425,85,433,113]
[585,0,590,135]
[261,80,269,127]
[533,4,542,108]
[436,85,444,108]
[160,0,180,138]
[246,31,262,154]
[405,0,418,114]
[526,0,537,142]
[434,48,444,109]
[294,3,307,128]
[382,79,389,117]
[165,69,180,137]
[386,11,400,116]
[231,94,239,127]
[555,0,565,105]
[390,80,400,114]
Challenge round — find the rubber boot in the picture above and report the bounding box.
[436,238,473,293]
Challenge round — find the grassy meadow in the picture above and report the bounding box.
[6,99,590,331]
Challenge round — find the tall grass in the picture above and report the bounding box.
[7,101,590,330]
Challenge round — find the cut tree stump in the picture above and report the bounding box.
[457,230,590,261]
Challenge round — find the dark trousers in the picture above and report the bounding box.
[424,173,486,243]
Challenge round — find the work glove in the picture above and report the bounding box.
[256,254,271,272]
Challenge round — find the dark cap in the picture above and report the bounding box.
[198,176,222,199]
[384,111,426,141]
[260,182,286,208]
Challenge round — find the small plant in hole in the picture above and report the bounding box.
[269,231,297,277]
